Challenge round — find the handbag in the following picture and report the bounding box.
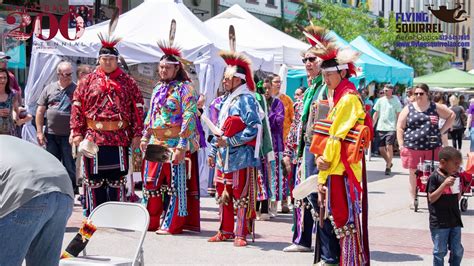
[144,144,172,162]
[309,119,370,164]
[77,138,99,158]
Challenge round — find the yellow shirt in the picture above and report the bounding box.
[318,93,366,184]
[278,94,294,141]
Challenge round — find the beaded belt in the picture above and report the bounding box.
[86,119,129,131]
[143,185,178,199]
[83,177,126,188]
[151,126,181,140]
[215,196,250,209]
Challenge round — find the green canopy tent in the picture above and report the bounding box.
[413,68,474,88]
[286,31,392,99]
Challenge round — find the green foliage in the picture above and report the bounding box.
[431,54,452,73]
[273,0,451,78]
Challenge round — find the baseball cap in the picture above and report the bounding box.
[383,84,394,90]
[0,52,11,60]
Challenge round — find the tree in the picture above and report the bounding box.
[272,0,450,78]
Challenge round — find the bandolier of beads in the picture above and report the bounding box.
[294,199,312,210]
[233,197,249,209]
[329,215,357,239]
[311,208,319,221]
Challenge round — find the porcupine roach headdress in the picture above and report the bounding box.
[300,25,333,51]
[97,7,121,57]
[157,19,191,65]
[305,29,359,76]
[318,45,359,77]
[300,23,359,77]
[219,25,255,91]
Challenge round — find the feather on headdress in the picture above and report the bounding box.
[97,8,121,56]
[219,25,255,92]
[157,19,191,65]
[301,25,333,50]
[299,24,359,77]
[220,50,255,92]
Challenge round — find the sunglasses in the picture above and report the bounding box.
[302,57,317,63]
[59,72,73,77]
[414,92,425,96]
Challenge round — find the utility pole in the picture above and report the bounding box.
[94,0,101,23]
[280,0,285,31]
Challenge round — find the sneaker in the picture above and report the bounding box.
[281,199,290,213]
[282,244,312,252]
[257,213,270,221]
[269,201,278,217]
[385,168,391,175]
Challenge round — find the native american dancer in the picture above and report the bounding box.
[282,27,340,260]
[140,20,200,234]
[206,95,225,197]
[311,39,371,266]
[70,12,144,216]
[207,49,261,247]
[262,77,286,208]
[253,79,275,220]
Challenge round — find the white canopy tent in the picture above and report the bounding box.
[205,4,310,73]
[24,0,274,116]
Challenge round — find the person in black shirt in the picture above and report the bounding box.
[427,146,464,266]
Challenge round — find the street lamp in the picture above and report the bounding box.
[462,48,469,71]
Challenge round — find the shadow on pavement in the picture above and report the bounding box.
[368,191,385,194]
[200,206,219,212]
[371,251,423,262]
[251,240,294,251]
[65,227,80,233]
[181,229,216,238]
[269,214,293,223]
[367,170,394,183]
[461,209,474,216]
[200,217,219,222]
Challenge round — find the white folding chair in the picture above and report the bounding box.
[60,202,150,266]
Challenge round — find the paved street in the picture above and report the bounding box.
[63,141,474,265]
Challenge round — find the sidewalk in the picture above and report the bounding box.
[63,141,474,265]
